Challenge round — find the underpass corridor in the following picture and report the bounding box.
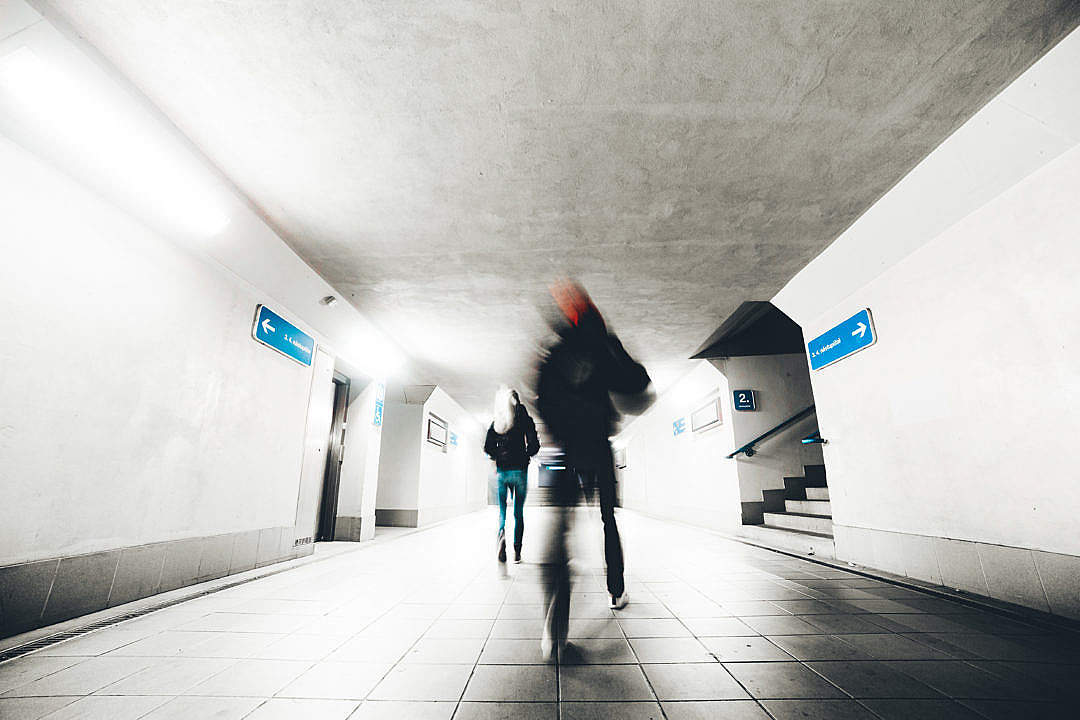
[1,509,1077,720]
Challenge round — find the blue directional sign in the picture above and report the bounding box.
[733,390,757,411]
[252,305,315,366]
[672,417,687,436]
[808,308,876,371]
[373,382,386,427]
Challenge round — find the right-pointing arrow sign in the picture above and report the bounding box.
[807,309,876,370]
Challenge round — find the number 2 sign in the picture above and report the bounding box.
[733,390,757,412]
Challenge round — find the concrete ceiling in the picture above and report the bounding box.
[42,0,1079,419]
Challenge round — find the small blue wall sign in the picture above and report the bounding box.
[807,308,877,371]
[450,432,458,447]
[252,305,315,366]
[373,382,386,427]
[672,417,687,436]
[733,390,757,411]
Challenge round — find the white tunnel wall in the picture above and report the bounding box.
[773,29,1080,619]
[615,361,741,532]
[0,134,333,634]
[615,356,823,530]
[711,354,823,514]
[335,380,384,541]
[0,135,314,562]
[0,8,408,633]
[417,387,487,527]
[374,397,423,527]
[374,386,488,528]
[780,143,1080,619]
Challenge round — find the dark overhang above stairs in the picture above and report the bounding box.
[691,301,805,359]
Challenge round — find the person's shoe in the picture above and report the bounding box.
[497,531,507,563]
[539,631,554,660]
[610,591,629,610]
[513,546,522,564]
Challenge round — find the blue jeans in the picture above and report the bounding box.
[497,469,527,549]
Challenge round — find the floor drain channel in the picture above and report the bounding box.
[0,600,176,663]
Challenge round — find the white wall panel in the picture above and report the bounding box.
[615,362,741,531]
[771,27,1080,568]
[0,136,312,564]
[799,144,1080,556]
[418,387,486,526]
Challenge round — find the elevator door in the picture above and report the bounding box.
[316,375,349,542]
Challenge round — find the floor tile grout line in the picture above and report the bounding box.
[614,584,669,719]
[7,510,1077,715]
[644,566,998,712]
[657,551,1020,674]
[2,530,425,665]
[351,603,443,708]
[199,571,432,715]
[642,575,770,718]
[449,562,513,719]
[635,509,1079,636]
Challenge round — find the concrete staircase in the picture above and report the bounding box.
[738,464,835,559]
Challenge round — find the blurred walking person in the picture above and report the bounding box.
[484,386,540,563]
[535,280,652,655]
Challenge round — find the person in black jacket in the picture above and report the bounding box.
[535,280,652,656]
[484,386,540,563]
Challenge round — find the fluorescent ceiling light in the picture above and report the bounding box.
[342,329,407,380]
[0,47,229,236]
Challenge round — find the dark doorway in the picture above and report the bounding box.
[316,372,350,542]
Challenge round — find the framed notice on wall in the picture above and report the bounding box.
[426,413,448,447]
[691,397,722,432]
[614,447,628,469]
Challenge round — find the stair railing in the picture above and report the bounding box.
[725,404,817,459]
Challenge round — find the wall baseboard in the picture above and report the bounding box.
[0,525,311,639]
[375,509,419,528]
[333,515,376,541]
[833,523,1080,622]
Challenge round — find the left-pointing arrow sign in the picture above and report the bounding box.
[252,304,315,366]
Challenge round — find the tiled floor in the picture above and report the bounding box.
[2,509,1078,719]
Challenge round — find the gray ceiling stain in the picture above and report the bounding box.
[45,0,1080,415]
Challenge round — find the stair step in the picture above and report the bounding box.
[737,524,835,559]
[805,487,830,501]
[763,511,834,535]
[804,464,827,485]
[785,499,831,515]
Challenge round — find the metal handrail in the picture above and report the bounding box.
[725,404,816,459]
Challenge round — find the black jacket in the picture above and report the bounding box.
[536,313,651,469]
[484,404,540,471]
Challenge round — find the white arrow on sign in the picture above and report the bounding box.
[261,318,275,334]
[852,322,867,339]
